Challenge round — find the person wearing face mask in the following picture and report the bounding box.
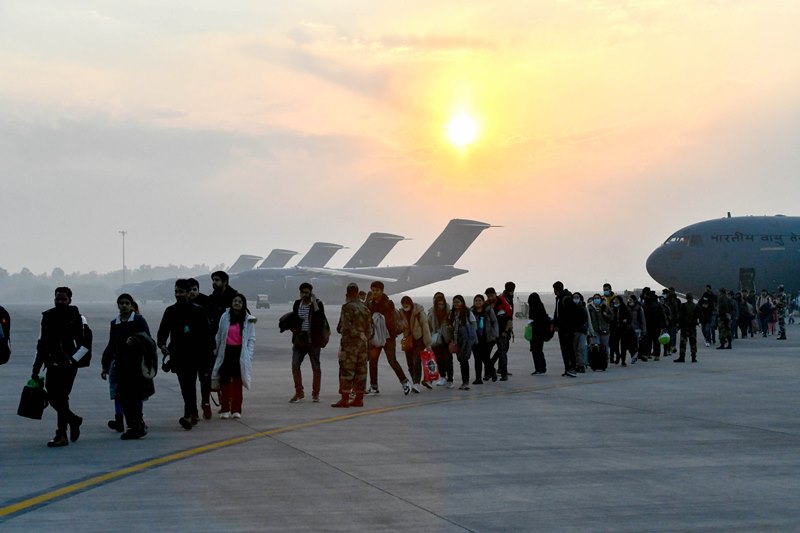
[398,296,432,392]
[428,293,454,387]
[588,293,612,358]
[716,288,734,350]
[571,293,592,373]
[602,283,616,306]
[470,294,499,384]
[627,295,646,363]
[450,295,477,389]
[641,288,667,361]
[664,289,681,354]
[486,287,513,381]
[610,295,633,366]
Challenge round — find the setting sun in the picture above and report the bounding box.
[446,113,480,148]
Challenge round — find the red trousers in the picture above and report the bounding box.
[220,376,243,414]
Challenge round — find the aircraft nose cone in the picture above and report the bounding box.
[646,247,668,286]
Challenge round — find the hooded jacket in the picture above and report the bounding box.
[398,303,432,346]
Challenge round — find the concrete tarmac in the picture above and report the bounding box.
[1,301,799,531]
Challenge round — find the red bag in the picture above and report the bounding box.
[421,348,440,383]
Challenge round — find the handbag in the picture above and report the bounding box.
[448,340,459,354]
[430,332,442,347]
[17,377,48,420]
[401,336,413,352]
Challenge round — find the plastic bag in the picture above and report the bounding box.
[421,348,440,382]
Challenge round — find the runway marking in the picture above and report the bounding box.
[0,373,663,520]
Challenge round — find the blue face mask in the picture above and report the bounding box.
[593,298,602,305]
[613,302,620,308]
[603,290,610,296]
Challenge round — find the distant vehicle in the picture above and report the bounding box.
[255,294,270,309]
[515,298,529,319]
[646,215,800,295]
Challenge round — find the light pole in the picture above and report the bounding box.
[119,230,127,285]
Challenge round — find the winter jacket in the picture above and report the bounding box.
[527,298,552,339]
[428,305,454,344]
[588,303,611,335]
[629,302,647,334]
[368,294,398,339]
[212,310,256,390]
[156,301,214,372]
[33,305,91,373]
[470,306,499,343]
[643,297,667,333]
[398,303,432,346]
[292,296,330,349]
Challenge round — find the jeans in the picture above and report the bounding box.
[432,344,453,382]
[177,368,198,417]
[45,364,79,437]
[292,345,321,397]
[368,339,407,387]
[404,338,424,384]
[558,329,575,372]
[490,335,510,376]
[473,340,495,380]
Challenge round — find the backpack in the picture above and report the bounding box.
[371,312,390,347]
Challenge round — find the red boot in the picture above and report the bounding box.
[331,394,350,408]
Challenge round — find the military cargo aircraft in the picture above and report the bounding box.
[646,214,800,295]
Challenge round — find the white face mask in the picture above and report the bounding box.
[573,298,581,304]
[402,306,411,312]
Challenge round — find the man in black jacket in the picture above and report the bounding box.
[188,277,214,420]
[290,283,329,403]
[552,281,577,378]
[208,271,237,331]
[32,287,91,447]
[157,279,214,430]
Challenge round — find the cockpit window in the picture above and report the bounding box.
[665,235,690,245]
[690,235,703,246]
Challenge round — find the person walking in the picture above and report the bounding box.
[571,293,592,373]
[552,281,577,377]
[775,285,788,340]
[628,295,647,363]
[756,289,773,338]
[588,293,612,360]
[428,293,454,387]
[527,292,551,375]
[610,295,633,366]
[101,294,155,439]
[366,281,411,395]
[333,283,371,408]
[450,295,477,389]
[716,288,734,349]
[289,283,329,403]
[486,287,513,381]
[470,294,499,384]
[212,293,255,419]
[31,287,92,447]
[398,295,433,392]
[157,279,214,430]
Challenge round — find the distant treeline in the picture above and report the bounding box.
[0,263,225,302]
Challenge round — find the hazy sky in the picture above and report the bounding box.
[2,1,799,294]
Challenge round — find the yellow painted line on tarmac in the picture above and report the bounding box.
[0,375,634,519]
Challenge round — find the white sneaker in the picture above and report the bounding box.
[411,383,421,393]
[220,412,231,419]
[704,341,710,347]
[232,412,241,419]
[402,380,411,395]
[446,381,455,389]
[435,378,447,386]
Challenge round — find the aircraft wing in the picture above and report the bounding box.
[297,267,398,283]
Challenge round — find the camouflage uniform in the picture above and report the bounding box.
[336,299,371,395]
[776,289,788,339]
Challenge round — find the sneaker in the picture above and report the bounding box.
[459,383,470,390]
[190,413,198,426]
[289,394,304,403]
[47,435,69,448]
[566,370,577,377]
[312,395,320,403]
[69,416,83,442]
[369,385,380,395]
[202,403,212,420]
[472,379,483,385]
[621,362,627,367]
[631,354,638,364]
[421,381,433,389]
[232,412,241,419]
[108,416,124,433]
[435,378,447,386]
[705,341,711,347]
[411,384,421,393]
[402,380,411,395]
[179,417,193,430]
[220,412,231,419]
[446,381,455,389]
[121,427,146,440]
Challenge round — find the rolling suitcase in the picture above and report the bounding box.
[588,344,608,371]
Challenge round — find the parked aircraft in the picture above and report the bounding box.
[228,254,263,274]
[230,219,493,302]
[646,214,800,295]
[258,249,298,269]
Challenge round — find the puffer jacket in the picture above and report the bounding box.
[398,303,432,346]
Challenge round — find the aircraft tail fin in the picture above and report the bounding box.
[259,249,299,269]
[228,254,262,274]
[343,233,406,269]
[414,219,492,266]
[296,242,346,268]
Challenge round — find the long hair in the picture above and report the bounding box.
[433,293,449,321]
[229,293,248,327]
[450,294,468,325]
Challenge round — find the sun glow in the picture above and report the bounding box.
[446,113,480,148]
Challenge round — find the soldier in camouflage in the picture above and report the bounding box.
[333,283,371,408]
[676,293,701,363]
[716,288,733,350]
[776,285,788,340]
